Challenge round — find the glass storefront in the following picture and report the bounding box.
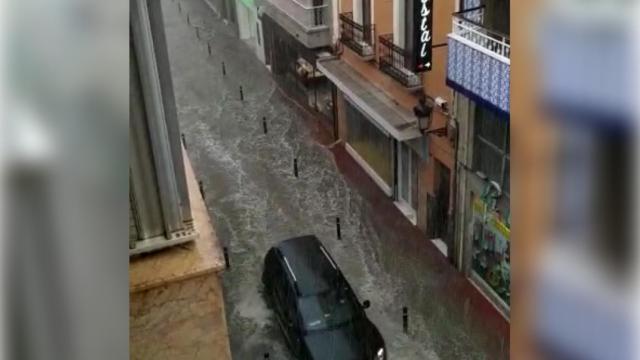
[396,141,419,212]
[470,194,510,304]
[345,100,393,187]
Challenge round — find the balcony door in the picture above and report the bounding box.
[395,140,418,223]
[362,0,371,42]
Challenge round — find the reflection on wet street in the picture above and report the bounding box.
[162,0,501,358]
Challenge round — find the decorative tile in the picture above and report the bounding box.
[447,39,510,114]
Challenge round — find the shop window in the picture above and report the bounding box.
[473,106,510,198]
[345,101,393,186]
[471,106,510,306]
[471,195,510,305]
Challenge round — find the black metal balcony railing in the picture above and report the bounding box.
[378,34,421,88]
[339,12,376,58]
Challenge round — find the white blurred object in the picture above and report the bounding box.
[535,241,633,360]
[4,104,55,171]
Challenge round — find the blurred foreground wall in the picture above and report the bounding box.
[512,1,636,359]
[129,0,197,255]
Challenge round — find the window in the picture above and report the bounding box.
[345,101,393,186]
[470,106,510,307]
[473,106,510,198]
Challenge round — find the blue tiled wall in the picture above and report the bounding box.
[446,37,510,117]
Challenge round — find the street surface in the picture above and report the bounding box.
[162,0,504,358]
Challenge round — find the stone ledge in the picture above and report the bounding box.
[129,146,225,293]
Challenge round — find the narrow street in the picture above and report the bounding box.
[162,0,505,358]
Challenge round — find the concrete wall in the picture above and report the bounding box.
[373,0,393,38]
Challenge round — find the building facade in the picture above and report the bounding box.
[235,0,266,62]
[531,3,633,359]
[449,0,511,316]
[130,0,197,255]
[258,0,337,131]
[317,0,458,261]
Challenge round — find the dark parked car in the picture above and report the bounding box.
[262,235,386,360]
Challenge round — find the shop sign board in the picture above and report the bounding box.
[413,0,433,72]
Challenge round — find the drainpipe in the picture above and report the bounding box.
[448,101,459,267]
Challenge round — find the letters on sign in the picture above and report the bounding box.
[413,0,433,72]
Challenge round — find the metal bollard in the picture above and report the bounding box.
[222,61,226,76]
[336,217,341,240]
[207,42,211,56]
[223,247,230,269]
[239,86,244,101]
[262,117,268,134]
[181,133,187,149]
[402,307,408,333]
[198,180,205,199]
[293,158,298,178]
[187,14,190,25]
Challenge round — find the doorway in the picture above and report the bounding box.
[429,160,450,242]
[395,140,418,224]
[362,0,371,42]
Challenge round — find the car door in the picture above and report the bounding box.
[271,256,297,348]
[283,284,303,356]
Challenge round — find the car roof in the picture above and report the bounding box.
[275,235,339,296]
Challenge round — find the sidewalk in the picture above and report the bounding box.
[129,148,231,360]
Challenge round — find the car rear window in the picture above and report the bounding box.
[298,289,359,331]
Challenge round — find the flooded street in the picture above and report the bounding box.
[162,0,503,358]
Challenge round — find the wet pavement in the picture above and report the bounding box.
[162,0,508,358]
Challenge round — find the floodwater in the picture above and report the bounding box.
[162,0,505,358]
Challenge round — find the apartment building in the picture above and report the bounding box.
[317,0,458,259]
[449,0,511,317]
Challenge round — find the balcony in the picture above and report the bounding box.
[339,12,376,60]
[378,34,422,90]
[446,6,510,116]
[261,0,331,48]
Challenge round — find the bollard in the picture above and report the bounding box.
[222,61,226,76]
[223,247,230,269]
[198,180,205,199]
[294,158,298,178]
[207,42,211,56]
[336,217,341,240]
[402,307,408,333]
[239,86,244,101]
[262,117,268,134]
[196,27,200,39]
[181,133,187,149]
[187,14,190,25]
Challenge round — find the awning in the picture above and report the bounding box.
[317,58,422,141]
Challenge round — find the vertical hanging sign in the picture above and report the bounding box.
[413,0,433,72]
